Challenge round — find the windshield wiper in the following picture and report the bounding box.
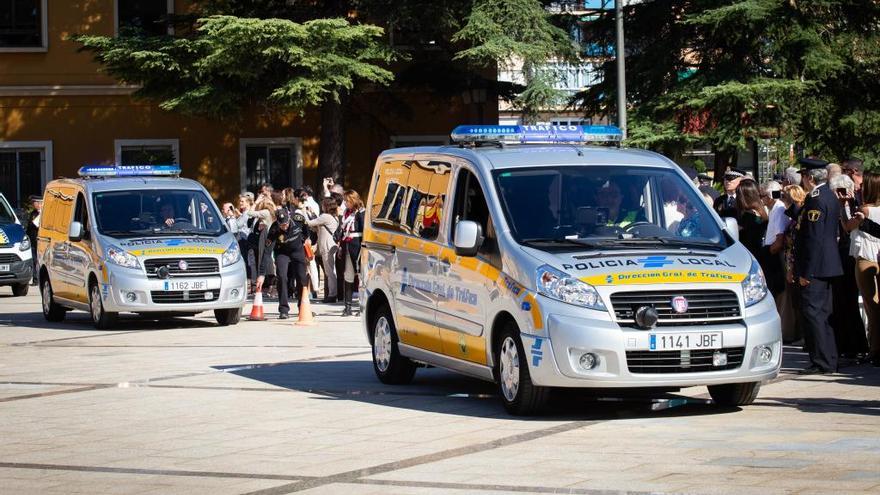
[521,237,637,249]
[622,236,723,250]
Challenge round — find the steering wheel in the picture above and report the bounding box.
[623,221,654,232]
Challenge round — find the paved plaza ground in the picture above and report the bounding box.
[1,289,879,494]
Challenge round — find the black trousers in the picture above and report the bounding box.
[275,253,308,315]
[801,276,839,371]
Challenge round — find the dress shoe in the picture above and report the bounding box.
[279,313,289,320]
[798,365,828,375]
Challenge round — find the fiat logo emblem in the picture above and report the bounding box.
[671,296,688,314]
[178,260,189,271]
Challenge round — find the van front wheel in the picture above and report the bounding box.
[708,382,761,406]
[215,308,241,326]
[12,282,29,297]
[371,305,416,384]
[496,324,549,415]
[89,283,117,330]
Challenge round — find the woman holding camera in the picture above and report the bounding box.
[339,190,365,316]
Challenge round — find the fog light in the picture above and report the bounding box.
[579,353,598,370]
[125,291,137,303]
[757,345,772,363]
[230,288,240,299]
[712,351,728,367]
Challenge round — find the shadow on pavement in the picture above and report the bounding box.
[1,311,218,332]
[215,359,741,420]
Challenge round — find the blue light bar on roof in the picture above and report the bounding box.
[78,164,181,178]
[451,124,622,144]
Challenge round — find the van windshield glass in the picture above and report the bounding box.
[493,166,727,249]
[0,195,15,224]
[93,190,224,238]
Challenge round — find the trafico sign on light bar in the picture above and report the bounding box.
[77,165,182,178]
[450,124,623,144]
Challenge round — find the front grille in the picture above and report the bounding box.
[150,289,219,304]
[626,347,745,374]
[610,289,741,326]
[144,258,219,278]
[0,253,22,263]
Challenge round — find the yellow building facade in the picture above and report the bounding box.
[0,1,495,206]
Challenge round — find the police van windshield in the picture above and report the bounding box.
[0,195,15,224]
[93,190,224,238]
[494,166,728,249]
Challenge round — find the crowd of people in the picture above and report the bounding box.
[222,178,365,319]
[711,157,880,374]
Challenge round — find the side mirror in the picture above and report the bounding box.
[723,217,739,242]
[454,220,484,257]
[68,221,84,243]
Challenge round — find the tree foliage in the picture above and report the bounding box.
[577,0,880,170]
[73,16,394,117]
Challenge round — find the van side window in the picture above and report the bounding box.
[73,193,90,239]
[370,159,451,241]
[452,169,500,267]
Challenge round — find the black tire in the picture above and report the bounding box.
[708,382,761,406]
[495,322,550,415]
[89,282,117,330]
[12,282,29,297]
[215,308,242,326]
[41,277,66,322]
[370,304,416,384]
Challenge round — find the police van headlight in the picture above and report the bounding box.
[221,241,241,267]
[742,259,768,307]
[536,264,606,311]
[18,236,30,251]
[105,244,140,269]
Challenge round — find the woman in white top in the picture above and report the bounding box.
[848,172,880,364]
[307,198,340,303]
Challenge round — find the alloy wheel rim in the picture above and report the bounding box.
[500,337,520,402]
[374,316,392,372]
[42,283,51,314]
[90,286,102,322]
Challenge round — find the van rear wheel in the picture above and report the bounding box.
[371,304,416,384]
[41,278,66,322]
[708,382,761,406]
[89,283,117,330]
[496,323,549,415]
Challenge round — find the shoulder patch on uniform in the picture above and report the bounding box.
[292,213,306,222]
[807,209,821,222]
[811,188,820,197]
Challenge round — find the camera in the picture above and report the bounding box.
[771,190,781,199]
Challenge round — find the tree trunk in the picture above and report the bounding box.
[318,96,347,191]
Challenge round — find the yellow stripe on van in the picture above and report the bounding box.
[438,329,488,365]
[128,246,226,256]
[396,315,443,353]
[582,270,747,286]
[522,292,543,330]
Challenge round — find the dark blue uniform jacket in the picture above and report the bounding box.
[795,183,843,279]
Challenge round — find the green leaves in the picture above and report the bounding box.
[73,16,394,117]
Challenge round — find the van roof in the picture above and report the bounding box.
[47,176,207,193]
[378,144,676,170]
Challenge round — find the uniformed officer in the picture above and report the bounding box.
[258,209,310,319]
[794,157,842,374]
[713,168,746,218]
[26,195,42,285]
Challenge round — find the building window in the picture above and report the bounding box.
[116,0,173,36]
[115,139,179,166]
[0,0,47,51]
[239,138,303,194]
[0,141,52,208]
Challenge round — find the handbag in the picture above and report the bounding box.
[304,240,315,261]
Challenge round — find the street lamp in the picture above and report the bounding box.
[615,0,627,139]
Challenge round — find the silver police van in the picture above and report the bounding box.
[361,125,782,415]
[37,165,247,329]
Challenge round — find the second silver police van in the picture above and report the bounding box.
[37,165,247,329]
[361,125,782,415]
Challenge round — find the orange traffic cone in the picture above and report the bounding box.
[248,291,265,321]
[295,285,317,326]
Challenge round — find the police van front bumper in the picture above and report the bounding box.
[100,259,247,313]
[524,291,782,389]
[0,249,33,286]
